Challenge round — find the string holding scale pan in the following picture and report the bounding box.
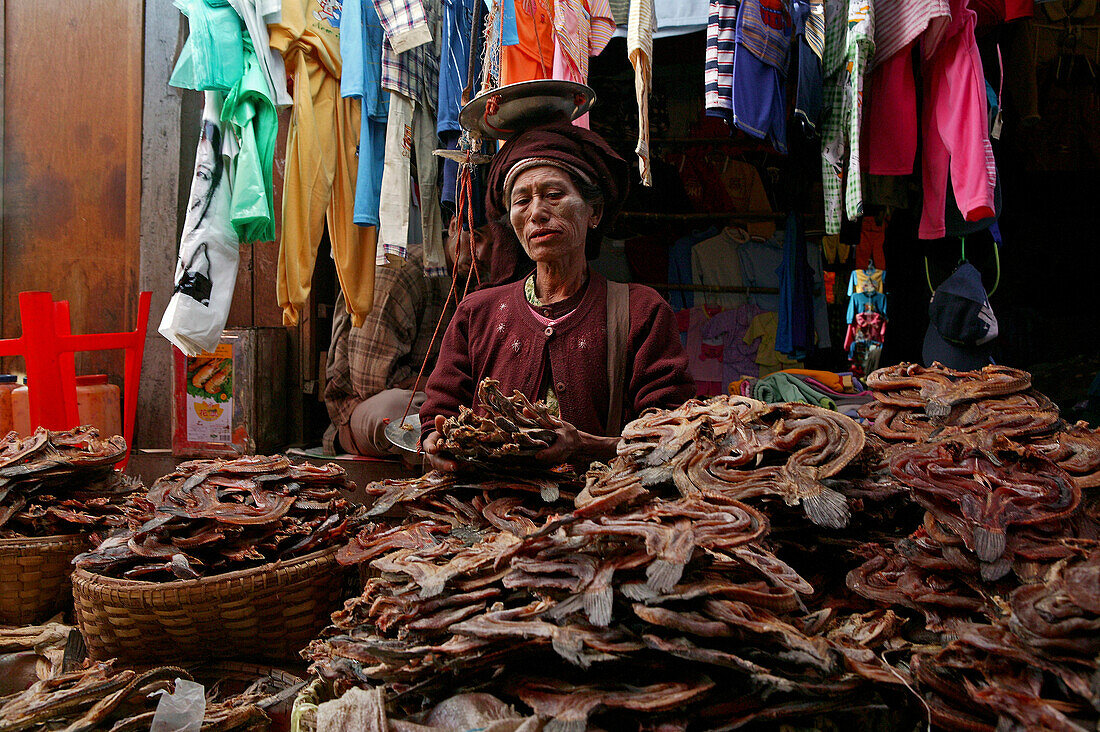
[459,80,596,140]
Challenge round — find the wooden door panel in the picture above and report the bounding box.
[2,0,143,379]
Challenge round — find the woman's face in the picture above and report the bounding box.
[508,166,600,263]
[188,123,220,219]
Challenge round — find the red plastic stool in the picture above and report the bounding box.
[0,291,152,468]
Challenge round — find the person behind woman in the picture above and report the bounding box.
[420,122,695,470]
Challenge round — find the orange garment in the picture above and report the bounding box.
[270,0,377,328]
[777,368,849,392]
[501,0,556,85]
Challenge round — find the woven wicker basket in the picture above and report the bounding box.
[72,546,347,664]
[0,533,86,625]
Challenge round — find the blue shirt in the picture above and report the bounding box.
[342,0,389,226]
[668,227,718,312]
[439,0,480,133]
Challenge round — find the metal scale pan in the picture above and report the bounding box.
[459,80,596,140]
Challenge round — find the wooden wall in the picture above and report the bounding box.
[1,0,144,379]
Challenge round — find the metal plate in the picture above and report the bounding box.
[459,80,596,140]
[384,413,422,455]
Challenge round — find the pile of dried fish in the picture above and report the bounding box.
[858,362,1061,443]
[843,431,1100,727]
[308,396,919,729]
[74,455,362,581]
[436,379,561,460]
[597,396,866,528]
[0,660,271,731]
[309,368,1100,730]
[0,427,140,538]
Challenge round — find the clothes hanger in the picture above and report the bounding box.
[924,236,1001,296]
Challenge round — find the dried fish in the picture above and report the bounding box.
[75,455,361,580]
[0,427,140,538]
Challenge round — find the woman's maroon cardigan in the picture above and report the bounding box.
[420,271,696,438]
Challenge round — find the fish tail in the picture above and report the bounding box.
[646,559,684,593]
[801,487,851,529]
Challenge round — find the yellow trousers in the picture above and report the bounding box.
[277,48,376,328]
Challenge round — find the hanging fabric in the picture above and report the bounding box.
[271,0,378,327]
[628,0,656,185]
[160,93,241,355]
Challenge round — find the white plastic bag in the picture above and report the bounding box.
[150,677,205,732]
[159,90,240,356]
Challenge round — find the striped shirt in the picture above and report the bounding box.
[554,0,617,85]
[872,0,949,67]
[737,0,793,71]
[704,0,739,121]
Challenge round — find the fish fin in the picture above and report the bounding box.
[925,399,951,419]
[620,582,659,601]
[801,487,851,529]
[550,628,590,668]
[547,720,588,732]
[980,557,1012,582]
[583,586,613,627]
[540,483,560,502]
[971,526,1006,563]
[646,559,685,593]
[637,465,672,486]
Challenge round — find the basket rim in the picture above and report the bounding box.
[0,532,86,550]
[72,544,341,591]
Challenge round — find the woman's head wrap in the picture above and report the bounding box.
[486,122,631,259]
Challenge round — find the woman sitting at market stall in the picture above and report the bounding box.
[420,122,695,470]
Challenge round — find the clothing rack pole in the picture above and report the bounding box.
[641,283,779,295]
[617,211,788,221]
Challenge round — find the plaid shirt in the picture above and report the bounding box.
[323,251,451,452]
[376,0,442,113]
[820,0,873,234]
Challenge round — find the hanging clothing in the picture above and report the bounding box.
[792,0,825,138]
[677,305,726,397]
[377,93,445,275]
[743,311,802,376]
[775,214,815,359]
[846,290,886,323]
[170,0,245,92]
[668,227,719,311]
[692,227,750,310]
[438,0,477,134]
[820,0,874,235]
[222,37,278,243]
[551,0,615,128]
[375,0,441,114]
[701,303,763,389]
[918,0,997,240]
[871,0,950,66]
[843,309,886,350]
[855,214,886,269]
[628,0,656,184]
[271,0,377,328]
[848,267,885,295]
[501,0,556,84]
[227,0,293,106]
[737,234,783,311]
[341,0,390,227]
[863,41,918,176]
[720,159,776,238]
[706,0,793,153]
[375,0,445,273]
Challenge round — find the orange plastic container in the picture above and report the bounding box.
[13,375,121,437]
[0,376,18,436]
